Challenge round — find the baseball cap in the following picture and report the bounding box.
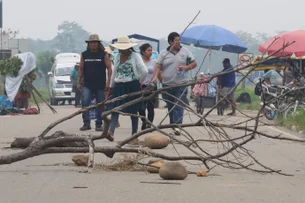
[222,58,230,63]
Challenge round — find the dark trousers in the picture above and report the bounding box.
[73,85,81,106]
[139,99,155,124]
[138,85,156,124]
[82,86,105,127]
[109,113,138,135]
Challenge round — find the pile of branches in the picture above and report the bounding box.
[1,40,304,176]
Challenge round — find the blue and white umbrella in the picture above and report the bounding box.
[180,25,247,53]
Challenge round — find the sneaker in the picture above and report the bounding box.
[173,128,181,136]
[80,125,91,131]
[95,125,104,131]
[106,133,114,142]
[141,122,147,130]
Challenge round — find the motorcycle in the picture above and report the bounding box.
[254,77,305,120]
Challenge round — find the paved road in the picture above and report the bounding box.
[0,105,305,203]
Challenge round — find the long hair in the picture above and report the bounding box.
[87,42,105,52]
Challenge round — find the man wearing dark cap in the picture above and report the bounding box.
[217,58,236,116]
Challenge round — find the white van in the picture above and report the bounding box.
[48,53,80,105]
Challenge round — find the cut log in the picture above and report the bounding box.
[10,134,88,149]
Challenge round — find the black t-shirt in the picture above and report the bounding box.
[82,50,106,90]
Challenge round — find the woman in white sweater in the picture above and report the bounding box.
[106,36,148,141]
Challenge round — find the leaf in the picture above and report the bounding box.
[0,56,23,77]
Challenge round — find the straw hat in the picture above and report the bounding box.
[105,47,113,55]
[110,36,137,50]
[85,34,101,43]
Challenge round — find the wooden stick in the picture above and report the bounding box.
[26,80,57,114]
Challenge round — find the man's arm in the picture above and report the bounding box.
[153,63,162,84]
[70,70,74,85]
[182,60,197,71]
[104,54,112,86]
[77,56,84,86]
[182,48,197,71]
[158,70,163,82]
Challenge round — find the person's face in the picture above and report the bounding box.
[275,65,281,71]
[170,37,181,50]
[89,41,98,50]
[143,47,152,58]
[223,62,228,67]
[75,66,79,71]
[119,49,130,55]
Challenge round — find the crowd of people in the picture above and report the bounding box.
[68,31,255,141]
[72,32,199,141]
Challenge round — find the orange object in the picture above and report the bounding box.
[196,170,208,177]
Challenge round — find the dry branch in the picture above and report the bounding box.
[0,32,303,177]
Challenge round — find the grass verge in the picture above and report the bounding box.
[277,110,305,132]
[29,88,49,104]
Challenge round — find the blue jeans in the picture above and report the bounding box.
[82,86,105,127]
[109,113,138,135]
[163,86,188,124]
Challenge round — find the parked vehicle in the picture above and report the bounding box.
[48,53,80,105]
[254,77,305,120]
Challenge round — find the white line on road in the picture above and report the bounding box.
[268,126,302,140]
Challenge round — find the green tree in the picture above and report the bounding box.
[235,30,260,54]
[36,51,56,88]
[52,21,90,53]
[256,32,272,44]
[28,39,54,54]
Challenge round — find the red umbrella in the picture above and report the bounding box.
[258,30,305,57]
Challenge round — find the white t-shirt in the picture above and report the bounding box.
[142,59,156,86]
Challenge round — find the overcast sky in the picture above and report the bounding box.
[4,0,305,41]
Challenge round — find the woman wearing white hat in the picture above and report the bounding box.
[106,36,148,141]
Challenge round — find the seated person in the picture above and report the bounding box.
[262,62,283,86]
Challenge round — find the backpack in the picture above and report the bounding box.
[237,92,252,104]
[254,83,262,96]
